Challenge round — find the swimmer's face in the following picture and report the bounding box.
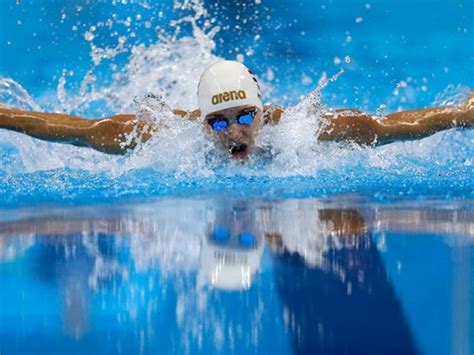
[204,105,264,159]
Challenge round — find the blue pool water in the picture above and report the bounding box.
[0,0,473,206]
[0,0,473,354]
[1,197,473,354]
[0,0,473,205]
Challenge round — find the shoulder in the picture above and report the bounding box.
[263,104,284,125]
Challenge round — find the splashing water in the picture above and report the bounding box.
[0,0,473,206]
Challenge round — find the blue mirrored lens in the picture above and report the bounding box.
[212,226,230,242]
[212,120,228,131]
[239,232,256,248]
[238,113,254,125]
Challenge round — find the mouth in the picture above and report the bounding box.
[229,143,248,158]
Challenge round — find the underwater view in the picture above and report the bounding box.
[0,0,473,354]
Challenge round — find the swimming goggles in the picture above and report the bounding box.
[211,226,257,249]
[206,110,256,131]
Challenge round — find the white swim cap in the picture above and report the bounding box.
[197,234,263,290]
[197,60,263,117]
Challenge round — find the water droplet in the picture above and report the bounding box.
[301,73,312,85]
[84,31,95,41]
[266,68,274,81]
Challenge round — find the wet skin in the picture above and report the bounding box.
[0,92,472,156]
[204,105,265,159]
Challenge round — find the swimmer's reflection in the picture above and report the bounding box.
[1,229,124,338]
[3,200,471,353]
[198,202,264,290]
[263,206,418,354]
[188,203,417,353]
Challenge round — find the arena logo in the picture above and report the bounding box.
[211,90,247,105]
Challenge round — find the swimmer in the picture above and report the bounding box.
[0,60,473,158]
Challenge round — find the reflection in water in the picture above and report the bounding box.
[0,197,473,354]
[199,203,264,290]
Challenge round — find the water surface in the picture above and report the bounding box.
[1,196,473,354]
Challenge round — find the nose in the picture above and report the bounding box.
[226,123,245,141]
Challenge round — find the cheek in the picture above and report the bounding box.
[247,121,261,136]
[251,115,263,130]
[210,131,228,143]
[246,126,257,136]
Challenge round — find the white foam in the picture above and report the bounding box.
[0,0,472,182]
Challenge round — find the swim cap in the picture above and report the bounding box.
[197,60,263,117]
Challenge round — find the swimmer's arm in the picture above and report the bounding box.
[263,105,285,124]
[0,216,153,238]
[172,109,201,119]
[0,108,156,154]
[317,92,474,145]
